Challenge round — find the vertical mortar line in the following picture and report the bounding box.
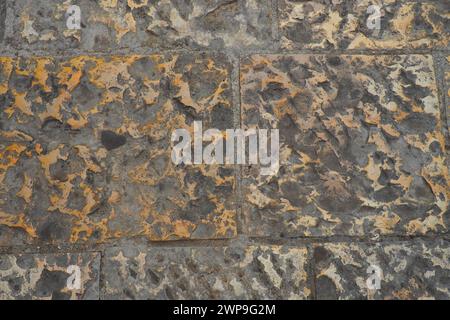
[0,0,6,45]
[230,51,244,237]
[431,52,449,147]
[98,248,105,300]
[271,0,281,51]
[431,51,450,195]
[307,243,317,300]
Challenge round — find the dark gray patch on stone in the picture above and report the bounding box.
[101,130,127,150]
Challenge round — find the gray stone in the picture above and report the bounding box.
[0,252,100,300]
[103,245,311,299]
[9,0,272,52]
[314,240,450,300]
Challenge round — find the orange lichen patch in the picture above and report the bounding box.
[16,173,33,204]
[108,191,121,204]
[13,91,33,116]
[0,57,14,95]
[87,56,139,105]
[67,110,89,129]
[89,10,136,42]
[32,58,52,92]
[0,144,27,182]
[0,130,33,142]
[38,89,70,122]
[0,210,37,238]
[127,0,148,9]
[57,57,85,91]
[75,145,102,173]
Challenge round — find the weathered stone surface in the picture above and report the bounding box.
[279,0,449,50]
[0,53,236,245]
[314,240,450,300]
[103,245,310,299]
[10,0,272,51]
[241,54,448,237]
[0,252,100,300]
[0,1,6,43]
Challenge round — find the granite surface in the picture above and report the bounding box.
[0,0,448,300]
[314,240,450,300]
[279,0,449,50]
[0,53,236,245]
[9,0,272,51]
[103,244,310,299]
[0,252,100,300]
[241,54,448,238]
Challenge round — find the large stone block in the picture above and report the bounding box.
[0,53,237,244]
[103,244,311,299]
[9,0,272,51]
[0,252,100,300]
[314,240,450,299]
[279,0,449,50]
[241,54,448,237]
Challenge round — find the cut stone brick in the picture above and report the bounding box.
[241,54,448,237]
[279,0,449,50]
[313,240,450,300]
[103,245,311,299]
[9,0,272,51]
[0,53,236,245]
[0,252,100,300]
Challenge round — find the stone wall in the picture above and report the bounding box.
[0,0,448,300]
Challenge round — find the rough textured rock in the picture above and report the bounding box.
[0,0,449,301]
[445,56,450,130]
[0,53,236,245]
[241,54,448,237]
[9,0,272,51]
[314,240,450,300]
[0,252,100,300]
[0,1,6,43]
[279,0,450,50]
[103,245,310,299]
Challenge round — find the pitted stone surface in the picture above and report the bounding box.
[0,252,100,300]
[241,54,448,237]
[314,240,450,300]
[10,0,272,51]
[103,245,310,299]
[279,0,449,50]
[0,53,236,245]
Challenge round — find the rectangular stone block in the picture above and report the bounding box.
[313,240,450,300]
[0,53,237,245]
[241,54,448,237]
[279,0,449,50]
[103,244,310,299]
[0,252,100,300]
[9,0,272,51]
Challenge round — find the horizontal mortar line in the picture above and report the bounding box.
[247,233,450,244]
[0,248,103,255]
[0,46,448,57]
[0,238,234,254]
[0,233,448,255]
